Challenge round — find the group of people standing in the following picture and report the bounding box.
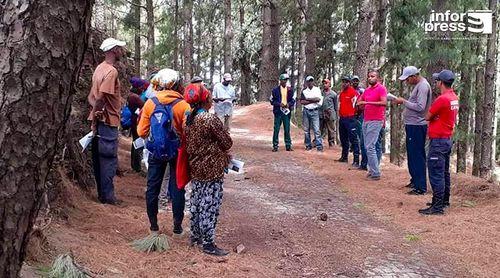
[272,66,459,215]
[87,38,235,256]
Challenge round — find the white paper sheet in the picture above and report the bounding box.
[133,137,145,149]
[387,93,398,101]
[79,131,93,152]
[227,159,244,174]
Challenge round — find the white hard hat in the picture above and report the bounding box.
[100,38,126,52]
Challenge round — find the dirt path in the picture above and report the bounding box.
[26,103,498,277]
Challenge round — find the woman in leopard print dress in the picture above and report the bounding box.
[184,83,232,256]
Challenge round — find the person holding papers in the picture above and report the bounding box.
[270,73,295,152]
[184,84,233,256]
[393,66,432,195]
[128,77,146,172]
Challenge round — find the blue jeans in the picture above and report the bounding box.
[376,127,385,162]
[356,117,367,167]
[303,108,322,150]
[340,117,359,161]
[363,121,383,177]
[406,125,428,191]
[428,139,452,207]
[146,155,185,231]
[91,122,118,203]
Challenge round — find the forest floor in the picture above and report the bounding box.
[23,103,499,278]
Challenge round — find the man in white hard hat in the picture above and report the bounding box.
[87,38,126,205]
[212,73,236,130]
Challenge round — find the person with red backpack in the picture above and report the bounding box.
[137,68,191,235]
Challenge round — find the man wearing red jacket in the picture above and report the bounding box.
[419,70,459,215]
[337,76,360,165]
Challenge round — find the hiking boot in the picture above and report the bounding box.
[405,182,415,188]
[368,175,380,181]
[418,206,444,215]
[407,189,425,195]
[336,157,347,163]
[426,201,450,207]
[305,146,313,151]
[286,146,293,151]
[272,147,278,152]
[202,243,229,256]
[351,162,360,168]
[317,148,324,152]
[173,222,183,235]
[357,166,368,171]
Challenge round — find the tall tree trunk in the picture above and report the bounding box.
[290,24,296,91]
[376,0,388,65]
[146,0,155,70]
[223,0,233,74]
[456,64,472,173]
[183,0,194,81]
[479,0,498,179]
[239,0,252,105]
[258,0,280,101]
[304,0,316,76]
[472,64,485,176]
[353,0,374,85]
[133,0,141,75]
[209,27,215,86]
[173,0,179,69]
[0,1,93,276]
[195,1,203,76]
[296,0,307,96]
[389,66,405,166]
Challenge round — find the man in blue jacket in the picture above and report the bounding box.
[270,73,295,152]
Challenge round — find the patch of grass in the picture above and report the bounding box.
[340,188,349,193]
[462,200,477,208]
[39,253,90,278]
[404,234,420,242]
[353,202,365,209]
[130,233,169,253]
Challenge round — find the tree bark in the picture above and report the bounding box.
[353,0,374,85]
[258,0,280,101]
[223,0,233,74]
[479,0,498,179]
[456,65,472,173]
[389,66,405,166]
[472,64,485,176]
[290,23,296,91]
[376,0,388,65]
[239,0,252,105]
[296,0,307,96]
[146,0,155,69]
[183,0,194,81]
[0,1,93,276]
[133,0,141,75]
[173,0,179,70]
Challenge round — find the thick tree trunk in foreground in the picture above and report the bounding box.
[472,65,485,176]
[258,0,280,101]
[353,0,374,85]
[456,65,472,173]
[0,1,94,277]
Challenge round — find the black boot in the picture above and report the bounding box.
[173,221,183,235]
[419,197,444,215]
[202,243,229,256]
[336,157,347,163]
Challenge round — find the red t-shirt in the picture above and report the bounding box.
[360,83,387,121]
[339,86,358,117]
[428,89,459,139]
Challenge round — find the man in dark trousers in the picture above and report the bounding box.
[394,66,432,195]
[87,38,126,205]
[128,77,146,173]
[337,76,360,165]
[270,73,295,152]
[419,70,458,215]
[352,75,367,170]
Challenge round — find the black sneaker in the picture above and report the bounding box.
[407,189,425,195]
[426,202,450,208]
[317,148,324,152]
[418,206,444,215]
[173,223,183,235]
[286,146,293,151]
[357,166,368,171]
[352,162,360,168]
[202,243,229,256]
[336,158,348,163]
[305,146,313,151]
[272,147,278,152]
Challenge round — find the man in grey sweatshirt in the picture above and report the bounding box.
[394,66,432,195]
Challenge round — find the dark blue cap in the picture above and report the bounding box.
[341,75,351,82]
[432,70,455,83]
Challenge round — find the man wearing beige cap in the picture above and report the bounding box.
[212,73,236,129]
[87,38,126,205]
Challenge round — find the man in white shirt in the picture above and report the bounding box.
[300,76,324,151]
[212,73,236,130]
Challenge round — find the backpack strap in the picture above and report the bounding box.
[151,97,161,106]
[169,98,182,107]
